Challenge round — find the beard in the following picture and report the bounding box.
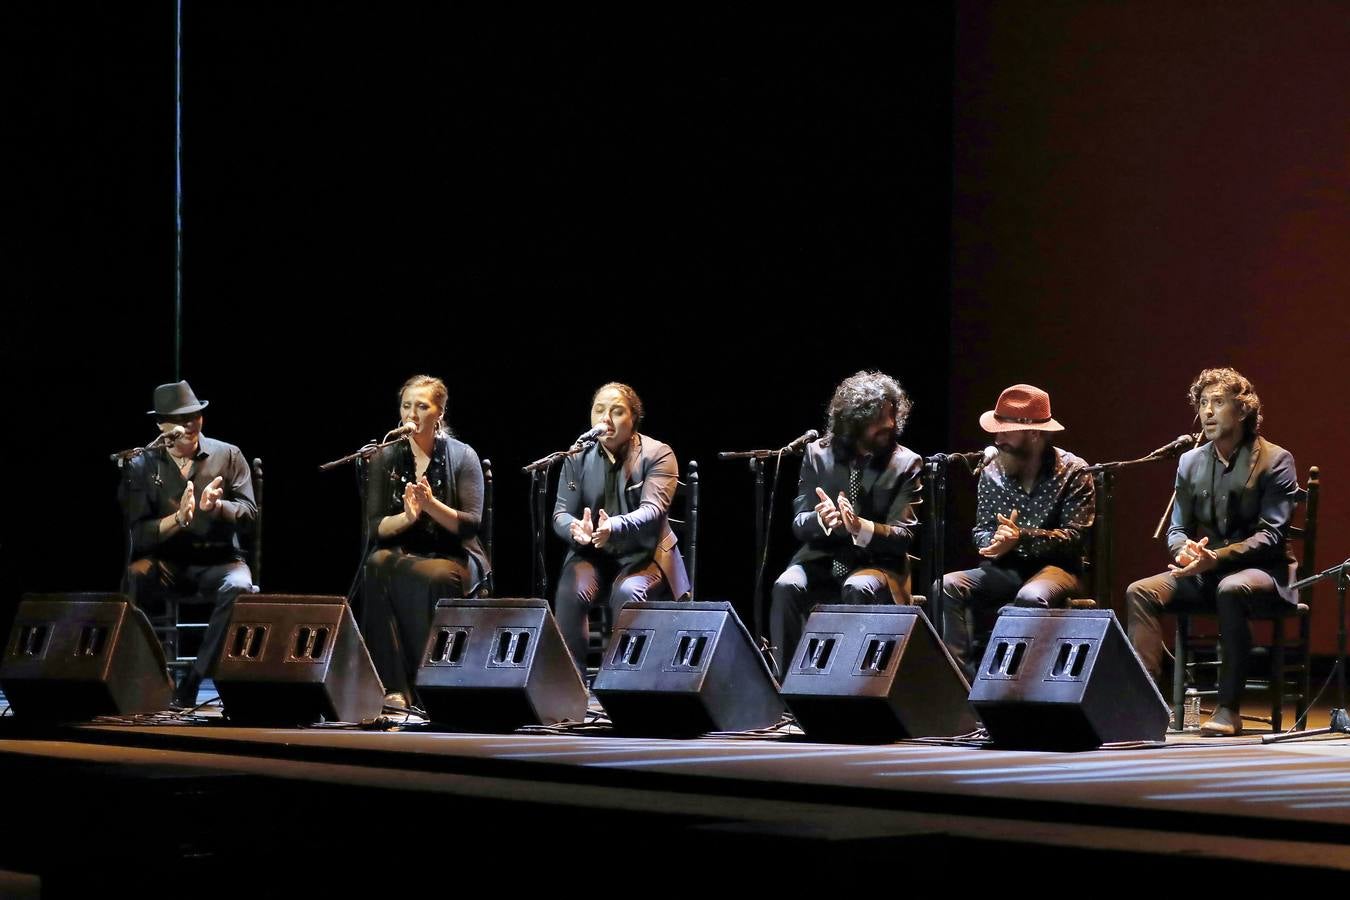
[858,429,897,456]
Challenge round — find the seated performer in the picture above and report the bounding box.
[770,371,923,675]
[552,382,690,671]
[941,384,1095,680]
[120,380,257,708]
[363,375,492,709]
[1126,368,1298,736]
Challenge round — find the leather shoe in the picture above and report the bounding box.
[172,671,203,709]
[1200,705,1243,736]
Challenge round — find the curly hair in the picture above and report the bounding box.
[825,371,911,447]
[1188,367,1262,438]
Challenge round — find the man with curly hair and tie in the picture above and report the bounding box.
[1127,368,1299,736]
[769,371,923,675]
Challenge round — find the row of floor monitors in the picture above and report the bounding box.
[0,593,1169,750]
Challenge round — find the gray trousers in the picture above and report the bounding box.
[1126,567,1289,708]
[941,562,1083,681]
[554,555,672,673]
[125,556,254,681]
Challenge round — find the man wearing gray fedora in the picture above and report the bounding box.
[120,380,257,707]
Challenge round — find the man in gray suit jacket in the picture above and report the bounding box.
[770,371,923,675]
[553,383,690,670]
[1127,368,1300,736]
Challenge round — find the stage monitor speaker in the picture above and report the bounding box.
[213,594,383,726]
[780,604,976,740]
[414,597,587,731]
[0,593,172,720]
[592,601,784,735]
[969,608,1169,750]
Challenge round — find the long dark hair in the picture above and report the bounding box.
[825,370,911,447]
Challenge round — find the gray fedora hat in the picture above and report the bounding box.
[147,380,210,416]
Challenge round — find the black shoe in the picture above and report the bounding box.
[173,671,203,709]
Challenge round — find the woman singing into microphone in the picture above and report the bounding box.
[363,375,491,708]
[551,382,690,671]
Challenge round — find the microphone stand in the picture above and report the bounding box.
[1082,438,1198,613]
[111,431,179,596]
[318,431,414,615]
[317,433,408,472]
[523,438,599,600]
[717,441,812,655]
[1264,559,1350,742]
[110,431,177,465]
[922,451,987,638]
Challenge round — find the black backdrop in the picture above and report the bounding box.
[4,5,955,632]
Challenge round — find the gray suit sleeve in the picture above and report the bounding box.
[552,453,585,545]
[606,443,678,542]
[865,452,923,556]
[792,447,835,543]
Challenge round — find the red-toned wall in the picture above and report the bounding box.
[951,1,1350,651]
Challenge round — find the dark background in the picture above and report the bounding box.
[3,4,953,638]
[5,2,1348,651]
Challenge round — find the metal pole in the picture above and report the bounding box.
[173,0,183,380]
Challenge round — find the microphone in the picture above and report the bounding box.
[781,429,819,453]
[388,421,417,438]
[162,425,186,441]
[574,423,610,445]
[973,445,999,473]
[1147,434,1199,459]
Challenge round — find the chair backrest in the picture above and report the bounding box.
[1289,466,1319,596]
[1086,468,1109,604]
[246,457,264,589]
[667,459,699,600]
[478,457,494,597]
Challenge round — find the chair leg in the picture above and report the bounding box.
[1271,617,1285,733]
[1172,614,1188,731]
[164,597,180,664]
[1297,615,1312,730]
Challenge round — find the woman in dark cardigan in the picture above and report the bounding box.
[363,374,491,708]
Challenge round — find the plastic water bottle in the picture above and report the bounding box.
[1183,689,1202,731]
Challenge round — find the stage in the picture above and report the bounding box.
[2,690,1349,895]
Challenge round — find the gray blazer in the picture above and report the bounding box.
[1167,435,1299,603]
[552,434,691,600]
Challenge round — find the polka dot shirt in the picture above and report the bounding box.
[974,446,1095,568]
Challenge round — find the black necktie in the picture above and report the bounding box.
[832,462,862,579]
